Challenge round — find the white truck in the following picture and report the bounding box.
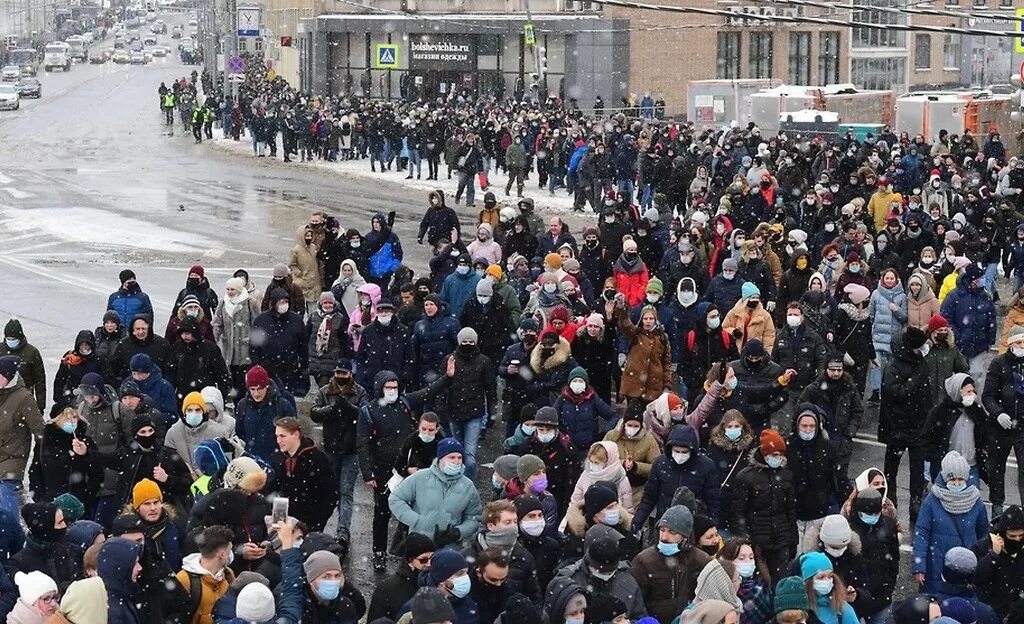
[65,35,88,62]
[44,42,71,72]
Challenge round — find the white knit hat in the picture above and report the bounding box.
[236,582,276,622]
[14,571,57,606]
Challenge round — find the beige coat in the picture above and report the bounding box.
[722,299,776,354]
[288,224,322,302]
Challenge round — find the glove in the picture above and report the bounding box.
[434,524,460,546]
[618,353,627,369]
[417,237,424,245]
[998,413,1014,430]
[765,301,776,313]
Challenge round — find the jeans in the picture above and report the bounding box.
[330,452,360,542]
[407,151,421,177]
[456,171,476,206]
[0,481,19,521]
[449,416,483,479]
[640,182,654,210]
[869,351,893,392]
[617,178,635,204]
[984,262,999,298]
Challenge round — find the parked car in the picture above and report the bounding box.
[0,84,20,110]
[15,77,40,98]
[1,65,20,82]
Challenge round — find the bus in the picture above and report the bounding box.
[43,42,70,72]
[9,48,38,75]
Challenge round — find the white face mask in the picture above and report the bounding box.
[625,425,641,438]
[569,380,586,395]
[477,295,492,305]
[276,302,289,314]
[520,519,545,537]
[377,313,393,326]
[824,545,848,557]
[1013,346,1024,358]
[672,451,690,464]
[786,314,802,328]
[382,388,399,404]
[543,283,557,293]
[646,294,660,304]
[962,394,976,407]
[587,461,604,474]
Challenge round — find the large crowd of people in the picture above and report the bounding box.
[4,70,1024,624]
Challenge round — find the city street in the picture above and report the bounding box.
[0,12,1018,597]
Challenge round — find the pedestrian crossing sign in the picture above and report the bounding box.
[375,44,399,69]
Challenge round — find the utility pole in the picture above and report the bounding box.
[520,0,542,102]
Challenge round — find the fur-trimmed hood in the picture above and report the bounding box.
[530,336,572,371]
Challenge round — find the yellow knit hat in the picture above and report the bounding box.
[544,253,563,270]
[486,264,504,281]
[181,391,207,415]
[132,478,163,509]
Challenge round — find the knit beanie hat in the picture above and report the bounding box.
[1008,325,1024,346]
[516,454,546,482]
[402,533,435,562]
[927,314,949,333]
[844,283,871,305]
[587,593,627,624]
[181,391,207,415]
[456,327,478,344]
[426,549,468,586]
[14,571,57,606]
[586,313,604,328]
[53,493,85,524]
[226,277,246,293]
[646,277,664,296]
[583,482,618,520]
[741,282,760,299]
[230,571,270,593]
[941,450,970,482]
[223,457,265,491]
[119,269,137,284]
[410,587,456,624]
[819,515,851,547]
[568,366,589,383]
[544,253,563,270]
[131,478,162,509]
[657,505,694,537]
[436,437,464,460]
[245,365,270,388]
[759,429,786,456]
[236,583,276,622]
[119,379,142,399]
[692,514,716,541]
[513,495,543,520]
[942,547,978,586]
[492,455,520,481]
[476,280,493,296]
[532,406,558,426]
[939,597,977,624]
[852,487,883,516]
[303,550,342,583]
[129,353,153,374]
[800,551,833,580]
[773,576,809,613]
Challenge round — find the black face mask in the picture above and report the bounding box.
[541,346,556,357]
[745,357,764,369]
[135,434,155,450]
[698,544,719,556]
[523,335,538,348]
[1004,538,1024,556]
[746,300,759,309]
[458,344,477,357]
[186,278,200,289]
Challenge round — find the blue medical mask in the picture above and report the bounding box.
[724,427,743,441]
[315,579,341,601]
[657,541,680,556]
[491,474,503,489]
[419,433,435,443]
[442,461,464,477]
[726,377,738,390]
[184,411,205,427]
[450,574,472,598]
[798,430,815,441]
[4,338,19,350]
[61,422,76,435]
[737,561,756,578]
[602,509,620,526]
[858,512,880,526]
[813,579,834,595]
[765,455,783,469]
[456,265,470,275]
[947,482,967,493]
[566,617,585,624]
[521,424,536,436]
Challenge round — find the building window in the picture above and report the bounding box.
[716,32,741,79]
[788,31,811,85]
[944,34,961,68]
[973,0,987,6]
[1002,0,1012,6]
[852,0,906,48]
[749,32,772,79]
[914,34,931,69]
[819,32,840,84]
[852,57,906,89]
[946,0,958,5]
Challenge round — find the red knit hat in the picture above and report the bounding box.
[666,394,685,411]
[245,365,271,389]
[760,429,786,456]
[549,305,570,324]
[926,315,949,333]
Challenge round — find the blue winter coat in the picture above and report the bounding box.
[366,215,404,279]
[868,281,907,356]
[440,270,480,318]
[126,364,178,425]
[912,487,989,593]
[941,277,997,359]
[568,145,588,175]
[99,538,142,624]
[633,425,721,527]
[551,388,617,453]
[411,313,461,386]
[356,318,413,387]
[106,287,153,326]
[704,275,744,317]
[235,383,297,462]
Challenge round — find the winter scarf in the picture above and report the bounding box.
[838,302,869,322]
[931,483,981,515]
[224,289,249,318]
[315,313,336,356]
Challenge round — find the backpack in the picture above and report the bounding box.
[686,329,732,353]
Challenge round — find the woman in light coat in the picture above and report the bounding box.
[868,268,907,397]
[331,259,367,316]
[211,276,261,396]
[288,224,322,313]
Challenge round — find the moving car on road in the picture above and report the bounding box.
[15,78,40,98]
[43,42,71,72]
[0,84,20,110]
[1,66,20,82]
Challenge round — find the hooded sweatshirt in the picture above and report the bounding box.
[98,538,141,624]
[175,552,235,624]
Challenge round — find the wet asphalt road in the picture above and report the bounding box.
[0,16,1018,600]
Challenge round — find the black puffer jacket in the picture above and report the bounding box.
[849,499,901,607]
[982,350,1024,422]
[309,378,367,456]
[879,333,933,444]
[461,536,541,601]
[724,357,789,432]
[786,404,844,521]
[459,296,514,364]
[731,448,798,547]
[798,372,864,440]
[773,324,830,391]
[434,347,497,423]
[633,425,721,526]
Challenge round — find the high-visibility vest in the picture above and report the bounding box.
[163,93,175,108]
[190,475,211,497]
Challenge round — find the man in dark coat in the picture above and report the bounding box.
[459,280,514,366]
[460,499,540,603]
[879,326,933,519]
[772,302,829,396]
[166,317,231,402]
[271,417,337,532]
[108,315,172,383]
[410,295,460,389]
[0,319,46,412]
[631,425,721,529]
[5,503,79,592]
[235,366,297,462]
[354,300,413,388]
[983,329,1024,515]
[418,190,461,246]
[251,288,308,395]
[786,405,845,524]
[798,360,864,489]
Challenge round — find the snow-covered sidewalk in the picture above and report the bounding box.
[207,135,596,221]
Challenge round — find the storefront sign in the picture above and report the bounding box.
[409,35,476,71]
